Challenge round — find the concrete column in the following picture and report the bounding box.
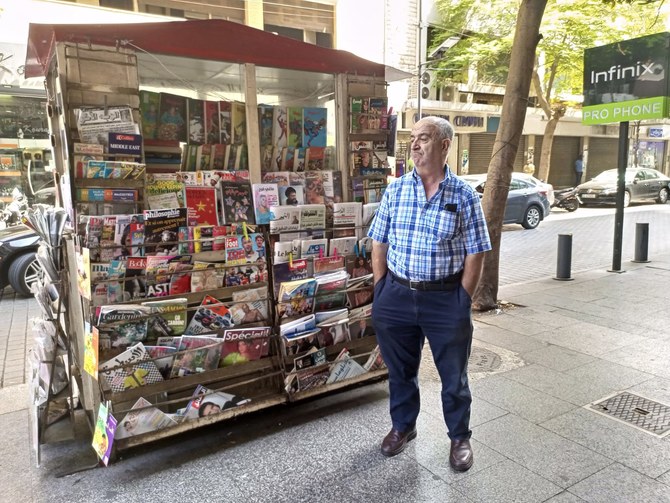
[245,0,263,29]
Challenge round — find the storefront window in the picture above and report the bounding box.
[0,96,49,140]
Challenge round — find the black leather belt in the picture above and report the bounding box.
[390,271,463,291]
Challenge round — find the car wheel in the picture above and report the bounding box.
[564,198,579,212]
[521,205,542,229]
[8,252,43,296]
[657,187,669,204]
[623,190,631,208]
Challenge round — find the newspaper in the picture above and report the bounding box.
[115,397,177,439]
[74,106,139,146]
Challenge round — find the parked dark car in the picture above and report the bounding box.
[577,167,670,207]
[0,224,42,296]
[462,173,552,229]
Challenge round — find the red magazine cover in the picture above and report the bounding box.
[185,186,220,226]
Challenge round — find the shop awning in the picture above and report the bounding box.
[25,19,407,81]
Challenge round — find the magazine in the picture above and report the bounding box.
[315,318,351,347]
[191,261,224,292]
[141,297,188,339]
[99,343,164,393]
[363,345,386,371]
[143,207,188,256]
[224,233,265,265]
[221,182,255,225]
[123,256,147,301]
[184,295,234,335]
[97,304,150,351]
[170,335,224,377]
[281,328,321,356]
[229,299,269,325]
[144,345,178,379]
[252,183,280,225]
[115,397,177,439]
[184,186,219,226]
[92,402,116,466]
[272,259,311,296]
[182,384,251,420]
[277,277,318,319]
[220,327,271,366]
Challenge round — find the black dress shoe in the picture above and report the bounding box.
[449,439,474,471]
[380,427,417,457]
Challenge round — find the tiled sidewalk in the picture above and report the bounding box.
[0,287,37,387]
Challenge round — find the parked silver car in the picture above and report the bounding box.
[577,167,670,207]
[462,173,552,229]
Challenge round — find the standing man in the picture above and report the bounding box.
[574,155,584,186]
[368,116,491,472]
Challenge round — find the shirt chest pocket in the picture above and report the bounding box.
[432,210,459,241]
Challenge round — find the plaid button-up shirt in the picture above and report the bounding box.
[368,167,491,281]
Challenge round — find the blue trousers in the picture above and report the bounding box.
[371,273,474,440]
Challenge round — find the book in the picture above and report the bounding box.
[107,134,143,159]
[187,98,206,144]
[142,297,188,339]
[170,335,224,377]
[302,107,327,148]
[115,396,176,439]
[139,90,160,140]
[219,100,232,144]
[221,182,255,225]
[184,295,234,335]
[272,106,288,150]
[211,143,227,170]
[99,343,163,393]
[195,144,213,171]
[305,147,325,171]
[294,148,306,172]
[231,101,246,145]
[258,105,274,146]
[220,327,271,366]
[157,93,187,142]
[205,100,221,145]
[288,107,303,148]
[261,171,290,186]
[252,183,280,224]
[182,385,250,420]
[143,207,188,256]
[184,186,220,226]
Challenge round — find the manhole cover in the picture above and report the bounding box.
[419,345,504,382]
[469,347,502,372]
[589,392,670,437]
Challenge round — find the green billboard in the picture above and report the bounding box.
[583,33,670,125]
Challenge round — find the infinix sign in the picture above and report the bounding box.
[590,61,663,85]
[583,33,670,125]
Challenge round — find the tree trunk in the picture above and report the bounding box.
[536,114,559,182]
[472,0,548,311]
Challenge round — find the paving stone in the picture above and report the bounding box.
[541,407,670,478]
[474,325,547,354]
[543,492,587,502]
[450,459,562,503]
[565,359,654,391]
[600,338,670,381]
[569,463,670,503]
[471,374,577,424]
[473,413,611,488]
[628,377,670,405]
[520,345,596,372]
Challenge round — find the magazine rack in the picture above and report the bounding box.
[28,19,395,460]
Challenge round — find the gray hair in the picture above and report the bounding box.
[420,116,454,141]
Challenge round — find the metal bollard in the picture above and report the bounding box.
[632,222,650,263]
[554,233,574,281]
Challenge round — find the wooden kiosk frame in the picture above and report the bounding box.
[25,19,397,454]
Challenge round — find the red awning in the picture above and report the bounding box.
[25,19,389,79]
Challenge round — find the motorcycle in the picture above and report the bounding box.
[551,187,580,212]
[0,187,29,229]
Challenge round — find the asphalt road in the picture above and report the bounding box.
[498,202,670,286]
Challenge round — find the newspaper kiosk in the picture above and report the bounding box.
[25,19,400,460]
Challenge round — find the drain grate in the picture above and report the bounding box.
[589,392,670,437]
